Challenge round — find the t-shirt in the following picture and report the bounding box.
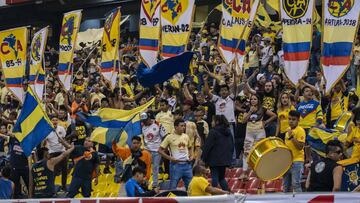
[54,93,64,106]
[155,110,174,135]
[32,160,55,197]
[277,106,296,134]
[248,50,259,68]
[285,126,305,162]
[346,125,360,159]
[330,91,348,121]
[46,126,66,154]
[261,45,273,66]
[160,133,191,161]
[71,146,99,180]
[142,122,166,152]
[296,100,323,130]
[8,137,28,169]
[188,176,210,196]
[211,95,235,123]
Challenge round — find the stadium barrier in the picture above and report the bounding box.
[1,193,360,203]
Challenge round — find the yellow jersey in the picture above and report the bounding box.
[188,176,211,196]
[330,91,348,121]
[285,126,305,162]
[278,106,296,133]
[296,100,323,130]
[346,125,360,159]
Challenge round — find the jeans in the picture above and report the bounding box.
[169,162,193,190]
[150,151,162,187]
[49,152,68,190]
[67,176,92,198]
[10,168,29,198]
[210,166,229,191]
[283,162,304,193]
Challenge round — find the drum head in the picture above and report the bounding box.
[255,147,292,181]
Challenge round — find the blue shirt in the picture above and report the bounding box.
[125,178,144,197]
[0,177,12,199]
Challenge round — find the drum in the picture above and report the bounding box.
[247,137,292,181]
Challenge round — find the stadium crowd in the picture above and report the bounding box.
[0,22,360,199]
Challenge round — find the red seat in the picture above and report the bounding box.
[246,177,261,194]
[248,170,257,177]
[234,168,244,178]
[228,178,237,189]
[265,180,277,193]
[275,179,283,192]
[225,168,231,177]
[231,179,244,191]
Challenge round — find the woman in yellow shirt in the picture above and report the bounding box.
[188,163,229,196]
[345,113,360,160]
[276,91,295,140]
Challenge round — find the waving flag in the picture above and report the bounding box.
[322,0,360,94]
[13,87,54,156]
[139,0,161,67]
[78,98,155,128]
[29,27,48,100]
[160,0,195,59]
[90,114,141,147]
[218,0,235,64]
[100,7,121,88]
[0,27,28,103]
[58,10,82,91]
[280,0,314,86]
[233,0,260,71]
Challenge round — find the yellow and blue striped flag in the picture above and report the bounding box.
[78,98,155,128]
[90,114,142,147]
[13,87,54,156]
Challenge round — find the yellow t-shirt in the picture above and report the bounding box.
[155,110,174,135]
[285,126,305,162]
[330,91,348,121]
[278,106,296,134]
[188,176,211,196]
[346,125,360,159]
[297,100,323,130]
[160,133,191,161]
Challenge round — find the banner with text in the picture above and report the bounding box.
[29,27,48,100]
[218,0,235,64]
[0,27,28,102]
[100,7,121,88]
[160,0,195,59]
[58,10,82,91]
[139,0,161,67]
[280,0,314,86]
[322,0,360,94]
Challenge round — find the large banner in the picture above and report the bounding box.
[0,27,28,103]
[280,0,314,86]
[322,0,360,94]
[160,0,195,59]
[58,10,82,91]
[29,27,48,99]
[218,0,235,64]
[139,0,161,67]
[100,7,121,88]
[233,0,260,71]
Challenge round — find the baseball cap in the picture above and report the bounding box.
[140,112,149,121]
[257,73,265,81]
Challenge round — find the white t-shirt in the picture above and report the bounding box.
[261,45,273,66]
[211,94,236,123]
[46,125,66,154]
[142,122,166,152]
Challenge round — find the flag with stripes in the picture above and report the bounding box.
[280,0,314,86]
[160,0,195,59]
[13,87,54,156]
[322,0,360,94]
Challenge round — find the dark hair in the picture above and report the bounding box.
[301,86,312,94]
[289,110,300,119]
[214,115,229,127]
[132,136,142,142]
[1,166,11,178]
[36,147,48,160]
[160,99,169,105]
[325,140,343,154]
[174,118,185,127]
[219,84,229,91]
[132,167,145,176]
[352,107,360,122]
